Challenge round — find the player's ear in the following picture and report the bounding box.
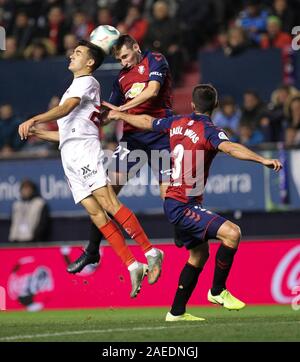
[87,58,95,69]
[191,102,196,111]
[133,43,141,53]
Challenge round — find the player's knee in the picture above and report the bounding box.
[189,248,209,268]
[226,225,242,248]
[88,209,107,227]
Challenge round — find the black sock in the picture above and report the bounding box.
[211,243,237,296]
[86,222,103,255]
[170,263,202,316]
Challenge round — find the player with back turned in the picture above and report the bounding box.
[107,84,282,320]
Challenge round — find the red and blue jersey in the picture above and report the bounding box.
[152,112,229,203]
[109,50,173,133]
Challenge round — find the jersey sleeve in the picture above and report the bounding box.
[152,116,173,133]
[109,78,125,106]
[205,124,229,149]
[148,52,169,85]
[67,77,98,101]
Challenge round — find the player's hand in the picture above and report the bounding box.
[262,158,283,172]
[18,118,37,140]
[28,125,37,136]
[108,110,122,120]
[101,101,119,111]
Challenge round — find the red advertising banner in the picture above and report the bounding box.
[0,239,299,310]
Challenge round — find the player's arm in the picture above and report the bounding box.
[28,126,59,142]
[18,98,80,140]
[218,141,282,171]
[108,110,154,129]
[118,80,161,112]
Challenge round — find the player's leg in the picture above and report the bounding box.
[93,184,164,285]
[166,242,208,322]
[67,136,130,273]
[81,195,148,298]
[68,173,127,274]
[73,137,138,270]
[207,220,245,310]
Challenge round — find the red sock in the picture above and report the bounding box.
[99,220,135,267]
[114,205,152,253]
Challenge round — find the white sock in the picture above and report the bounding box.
[145,248,158,258]
[128,261,139,271]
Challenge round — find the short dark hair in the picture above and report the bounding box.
[112,34,137,56]
[78,39,105,71]
[192,84,218,114]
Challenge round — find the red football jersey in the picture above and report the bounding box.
[152,113,229,203]
[109,50,173,132]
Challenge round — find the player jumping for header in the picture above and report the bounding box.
[18,40,164,298]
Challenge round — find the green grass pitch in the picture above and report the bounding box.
[0,305,299,342]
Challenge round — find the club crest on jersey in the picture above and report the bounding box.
[138,65,145,74]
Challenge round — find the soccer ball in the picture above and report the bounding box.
[89,25,120,55]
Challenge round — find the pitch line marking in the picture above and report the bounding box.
[0,321,299,341]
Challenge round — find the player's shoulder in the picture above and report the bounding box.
[73,75,99,87]
[146,50,167,63]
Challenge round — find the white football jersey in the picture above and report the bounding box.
[57,75,101,149]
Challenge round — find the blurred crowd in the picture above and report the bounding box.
[1,0,300,156]
[2,0,300,82]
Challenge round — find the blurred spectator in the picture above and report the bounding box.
[63,33,78,57]
[260,16,291,50]
[0,36,19,59]
[238,124,264,146]
[224,26,249,56]
[144,0,184,86]
[117,5,148,45]
[37,6,69,55]
[212,96,241,132]
[96,7,114,26]
[0,0,16,34]
[178,0,216,60]
[236,0,269,45]
[71,10,94,40]
[24,38,55,60]
[240,90,266,128]
[285,96,300,146]
[11,12,35,55]
[262,84,300,142]
[260,15,293,83]
[9,179,50,243]
[270,0,296,33]
[0,104,23,156]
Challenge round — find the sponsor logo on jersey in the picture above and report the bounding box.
[187,120,194,126]
[125,82,146,99]
[149,71,163,78]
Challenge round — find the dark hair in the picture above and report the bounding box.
[78,39,105,71]
[244,89,259,99]
[112,34,137,56]
[192,84,218,114]
[20,179,38,195]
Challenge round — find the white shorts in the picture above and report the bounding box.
[61,138,108,204]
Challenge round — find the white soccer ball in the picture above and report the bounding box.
[89,25,120,55]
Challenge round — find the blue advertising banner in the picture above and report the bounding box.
[1,150,299,218]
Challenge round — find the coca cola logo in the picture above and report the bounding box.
[8,266,54,301]
[271,245,300,303]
